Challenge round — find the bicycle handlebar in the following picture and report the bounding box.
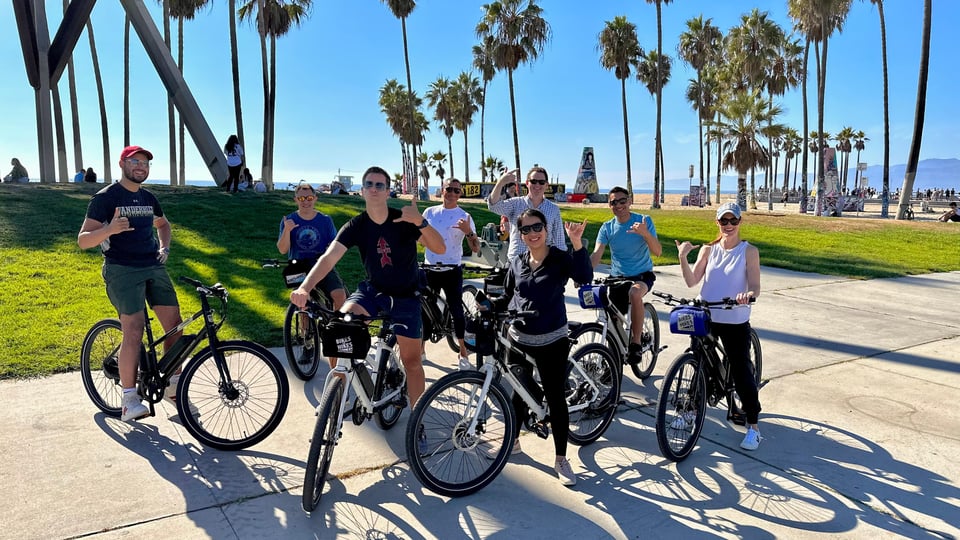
[261,258,283,268]
[179,276,228,299]
[652,290,755,308]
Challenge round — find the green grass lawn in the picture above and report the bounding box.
[2,183,958,379]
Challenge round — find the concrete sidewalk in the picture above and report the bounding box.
[2,266,958,539]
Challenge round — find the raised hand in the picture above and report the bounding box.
[454,217,472,235]
[675,239,700,260]
[282,217,299,234]
[395,198,424,225]
[564,219,587,245]
[627,217,651,238]
[107,207,133,236]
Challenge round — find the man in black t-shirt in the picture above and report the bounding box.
[291,166,445,411]
[78,145,183,422]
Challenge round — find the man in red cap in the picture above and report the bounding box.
[77,145,184,422]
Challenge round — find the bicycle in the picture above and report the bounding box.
[80,277,290,451]
[418,262,480,355]
[405,301,621,497]
[651,291,762,462]
[569,276,662,381]
[301,299,407,512]
[262,258,332,380]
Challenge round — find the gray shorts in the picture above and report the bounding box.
[102,263,179,316]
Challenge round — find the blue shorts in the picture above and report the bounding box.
[346,281,422,339]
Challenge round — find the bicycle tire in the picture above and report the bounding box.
[629,303,661,380]
[283,303,321,381]
[444,284,480,354]
[655,352,707,462]
[302,376,344,512]
[567,343,621,446]
[729,329,763,417]
[406,371,515,498]
[568,322,621,378]
[374,340,406,430]
[177,340,290,450]
[79,318,128,416]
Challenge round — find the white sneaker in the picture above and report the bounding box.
[670,411,696,431]
[164,373,179,402]
[121,393,149,422]
[740,427,762,451]
[458,357,473,371]
[555,457,577,487]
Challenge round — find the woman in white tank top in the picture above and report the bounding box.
[674,202,763,451]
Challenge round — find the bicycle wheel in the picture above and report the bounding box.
[177,340,290,450]
[446,284,480,354]
[567,344,621,446]
[568,321,621,374]
[283,303,321,381]
[728,329,763,416]
[375,339,407,430]
[302,376,344,512]
[80,319,128,416]
[629,303,661,380]
[655,352,707,462]
[406,371,515,498]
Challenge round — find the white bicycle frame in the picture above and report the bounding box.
[318,336,405,427]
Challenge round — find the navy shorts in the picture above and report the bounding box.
[346,281,422,339]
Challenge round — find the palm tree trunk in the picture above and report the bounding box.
[653,1,663,209]
[447,135,454,179]
[87,20,111,183]
[877,0,891,217]
[737,173,747,209]
[705,135,711,205]
[782,153,790,193]
[163,1,175,186]
[507,68,521,172]
[793,151,799,192]
[696,72,704,199]
[463,129,470,182]
[64,0,81,172]
[123,15,130,147]
[52,85,69,182]
[229,0,245,149]
[621,78,633,195]
[399,16,420,200]
[267,34,277,188]
[479,81,487,181]
[896,0,931,220]
[816,35,828,216]
[800,38,810,213]
[749,168,756,209]
[177,19,185,186]
[257,2,269,189]
[715,112,722,204]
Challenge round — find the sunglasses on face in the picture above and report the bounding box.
[609,197,629,207]
[296,195,316,202]
[363,180,387,191]
[528,178,547,185]
[444,186,461,194]
[125,158,151,167]
[518,222,545,235]
[718,217,741,226]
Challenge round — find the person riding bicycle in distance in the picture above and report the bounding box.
[77,145,184,422]
[419,178,480,368]
[291,166,446,413]
[590,186,663,366]
[277,182,348,368]
[675,202,763,451]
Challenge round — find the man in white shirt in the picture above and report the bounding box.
[487,166,565,262]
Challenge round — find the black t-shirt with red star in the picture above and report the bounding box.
[335,208,422,297]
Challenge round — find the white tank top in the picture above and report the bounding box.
[700,241,751,324]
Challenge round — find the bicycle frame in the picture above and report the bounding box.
[322,338,404,425]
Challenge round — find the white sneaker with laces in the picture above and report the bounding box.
[555,457,577,487]
[458,357,473,371]
[740,427,762,450]
[121,392,149,422]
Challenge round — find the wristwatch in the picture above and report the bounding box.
[418,219,429,229]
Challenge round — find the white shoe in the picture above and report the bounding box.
[740,427,762,451]
[555,457,577,487]
[670,411,696,431]
[121,393,149,422]
[458,357,473,370]
[164,373,179,402]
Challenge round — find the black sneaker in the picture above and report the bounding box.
[627,342,643,366]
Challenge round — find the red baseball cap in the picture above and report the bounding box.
[120,145,153,161]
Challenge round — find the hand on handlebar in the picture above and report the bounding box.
[290,287,310,309]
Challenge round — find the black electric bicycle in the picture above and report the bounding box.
[419,263,480,355]
[80,277,290,451]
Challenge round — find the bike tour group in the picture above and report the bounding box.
[76,145,763,507]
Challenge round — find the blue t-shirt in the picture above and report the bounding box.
[335,208,422,297]
[84,183,164,267]
[279,211,337,262]
[596,212,657,276]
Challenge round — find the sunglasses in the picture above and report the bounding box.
[124,158,151,167]
[444,186,461,194]
[518,222,545,235]
[528,178,547,185]
[718,217,741,226]
[609,197,629,207]
[296,195,316,202]
[363,180,387,191]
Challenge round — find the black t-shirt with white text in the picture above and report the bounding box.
[85,183,164,267]
[335,208,422,297]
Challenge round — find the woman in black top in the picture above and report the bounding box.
[493,208,592,486]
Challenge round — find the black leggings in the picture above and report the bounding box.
[423,266,465,339]
[711,321,762,424]
[509,337,571,457]
[226,165,242,192]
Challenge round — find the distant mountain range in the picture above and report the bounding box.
[652,158,959,192]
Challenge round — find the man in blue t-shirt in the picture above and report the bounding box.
[290,166,446,410]
[77,145,184,422]
[590,186,663,366]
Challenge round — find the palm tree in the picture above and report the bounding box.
[430,150,448,180]
[379,0,423,198]
[636,49,672,208]
[171,0,211,186]
[868,0,891,217]
[852,130,868,189]
[678,15,722,200]
[87,18,111,183]
[644,0,673,206]
[239,0,313,189]
[476,0,552,172]
[716,90,779,211]
[62,0,83,175]
[156,0,175,185]
[123,15,130,147]
[472,35,497,181]
[598,15,641,196]
[379,80,429,192]
[834,126,854,190]
[483,155,505,183]
[229,0,245,155]
[52,84,68,182]
[450,72,482,182]
[781,127,801,192]
[896,0,931,220]
[425,77,455,177]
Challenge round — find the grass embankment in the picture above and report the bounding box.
[1,183,957,379]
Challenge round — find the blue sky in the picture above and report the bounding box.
[1,1,955,191]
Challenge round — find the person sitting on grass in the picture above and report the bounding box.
[938,202,960,222]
